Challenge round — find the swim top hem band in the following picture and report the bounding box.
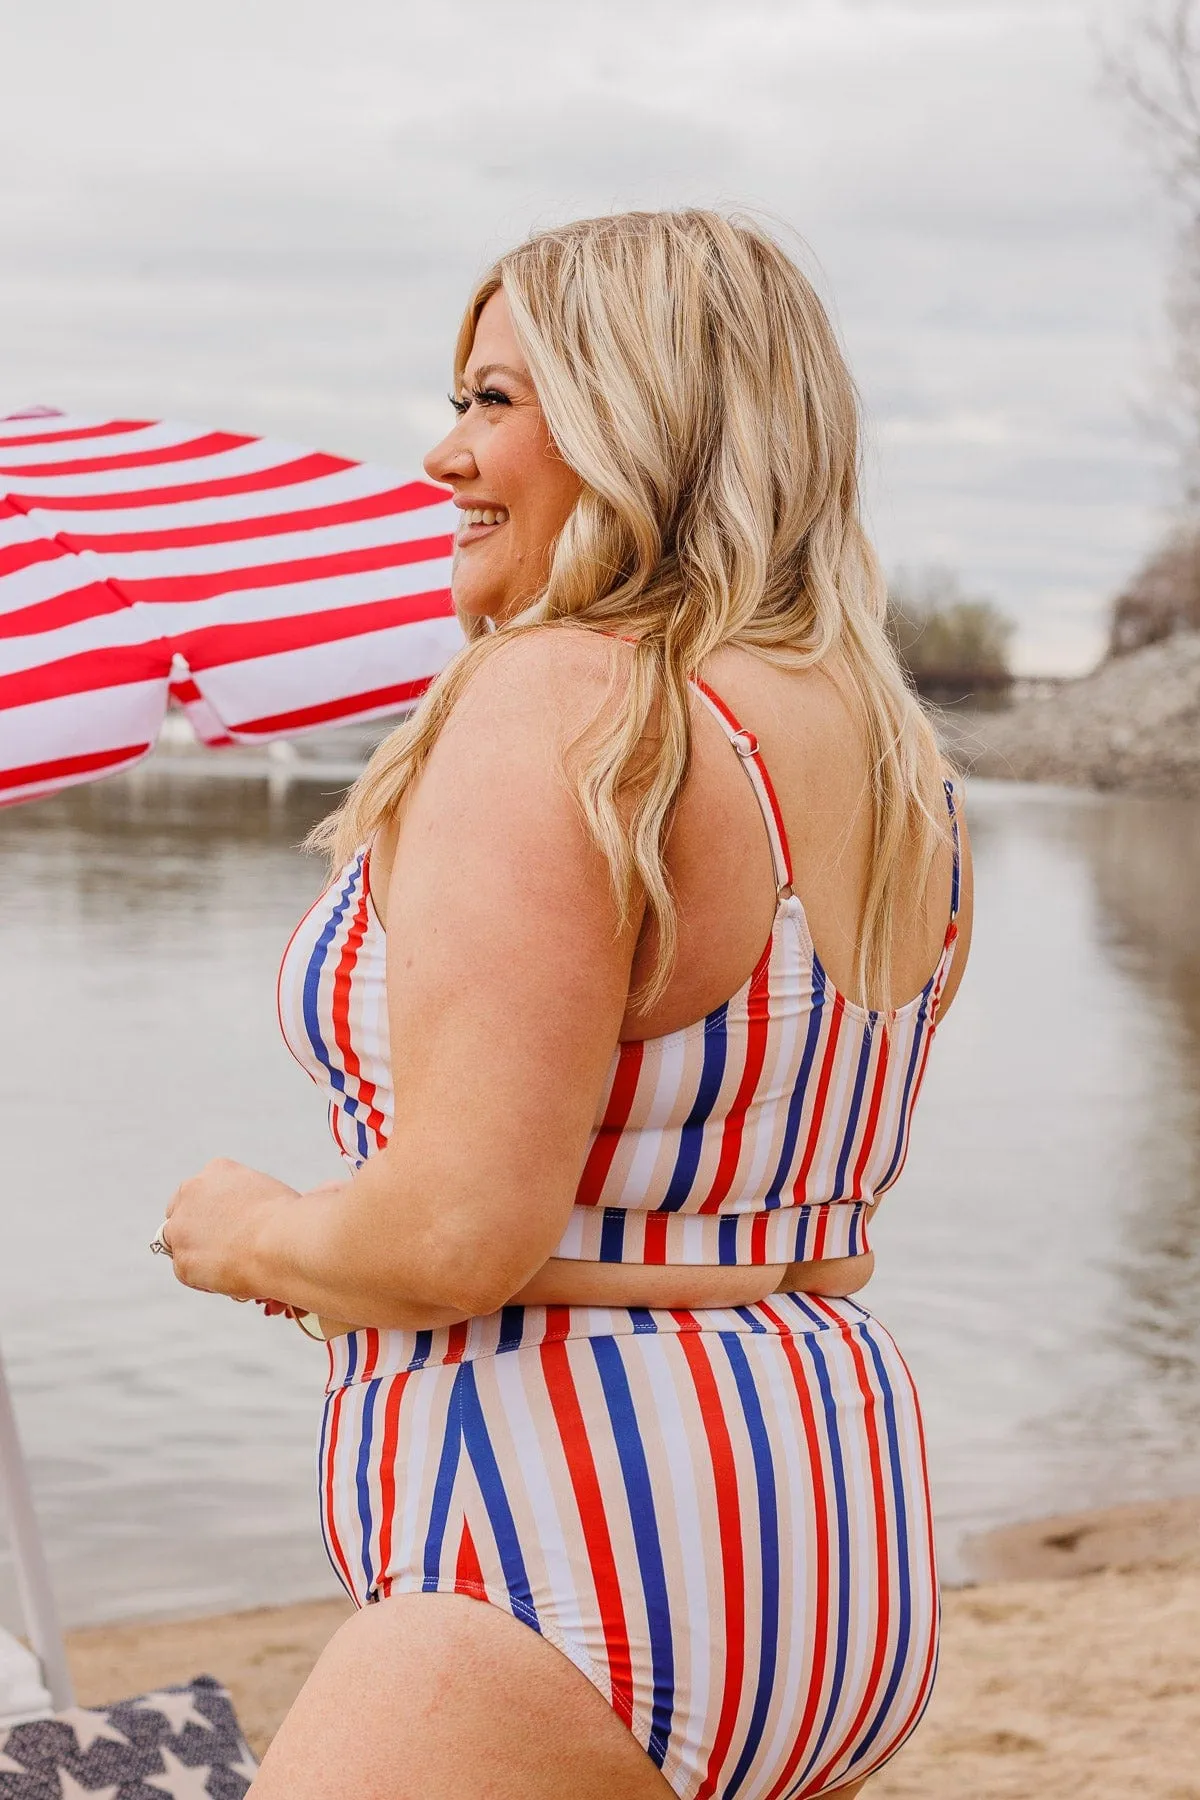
[552,1198,871,1265]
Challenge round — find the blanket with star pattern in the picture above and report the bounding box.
[0,1677,256,1798]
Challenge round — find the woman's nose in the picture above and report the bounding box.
[423,430,477,487]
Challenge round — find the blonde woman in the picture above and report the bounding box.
[163,210,973,1800]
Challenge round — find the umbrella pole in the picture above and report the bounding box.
[0,1343,73,1710]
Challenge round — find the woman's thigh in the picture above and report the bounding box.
[248,1591,677,1800]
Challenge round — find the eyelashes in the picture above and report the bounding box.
[448,387,511,417]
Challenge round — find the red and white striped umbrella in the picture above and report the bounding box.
[0,408,462,806]
[0,408,463,1710]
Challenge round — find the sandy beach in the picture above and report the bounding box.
[58,1497,1200,1797]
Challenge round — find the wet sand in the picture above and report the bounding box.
[61,1498,1200,1796]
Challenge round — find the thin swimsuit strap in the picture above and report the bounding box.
[688,676,794,899]
[942,777,963,926]
[598,633,797,895]
[691,674,962,944]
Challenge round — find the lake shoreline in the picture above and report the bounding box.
[937,629,1200,796]
[61,1496,1200,1795]
[7,762,1198,1681]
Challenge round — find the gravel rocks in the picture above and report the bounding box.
[937,631,1200,795]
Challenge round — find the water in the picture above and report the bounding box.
[1,763,1198,1627]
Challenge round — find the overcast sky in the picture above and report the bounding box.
[0,0,1176,671]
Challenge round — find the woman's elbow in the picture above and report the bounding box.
[406,1233,535,1321]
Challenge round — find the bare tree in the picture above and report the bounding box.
[1110,524,1200,651]
[1109,0,1200,204]
[1107,3,1200,492]
[1105,2,1200,645]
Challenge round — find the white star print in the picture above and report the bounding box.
[56,1706,130,1753]
[144,1745,214,1798]
[131,1690,216,1736]
[0,1747,25,1773]
[58,1772,119,1800]
[229,1744,258,1783]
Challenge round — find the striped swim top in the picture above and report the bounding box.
[278,677,961,1268]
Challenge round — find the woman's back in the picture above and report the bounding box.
[623,644,970,1044]
[330,633,973,1315]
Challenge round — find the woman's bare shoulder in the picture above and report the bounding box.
[397,629,634,887]
[440,626,631,746]
[373,629,637,920]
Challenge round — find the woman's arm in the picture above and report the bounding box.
[772,1251,875,1299]
[165,633,643,1326]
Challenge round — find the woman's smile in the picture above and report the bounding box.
[454,500,510,548]
[423,289,582,621]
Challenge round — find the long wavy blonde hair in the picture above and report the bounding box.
[313,209,949,1013]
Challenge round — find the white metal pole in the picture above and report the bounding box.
[0,1341,73,1710]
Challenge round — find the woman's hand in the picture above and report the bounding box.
[164,1158,298,1300]
[163,1167,466,1332]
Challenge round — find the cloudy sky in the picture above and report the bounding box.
[0,0,1177,671]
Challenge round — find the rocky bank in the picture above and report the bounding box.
[939,630,1200,795]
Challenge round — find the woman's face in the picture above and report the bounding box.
[423,288,583,624]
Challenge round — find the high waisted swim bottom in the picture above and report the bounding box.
[318,1292,939,1800]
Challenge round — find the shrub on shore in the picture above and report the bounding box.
[887,566,1015,704]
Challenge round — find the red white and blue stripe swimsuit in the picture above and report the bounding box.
[277,679,960,1799]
